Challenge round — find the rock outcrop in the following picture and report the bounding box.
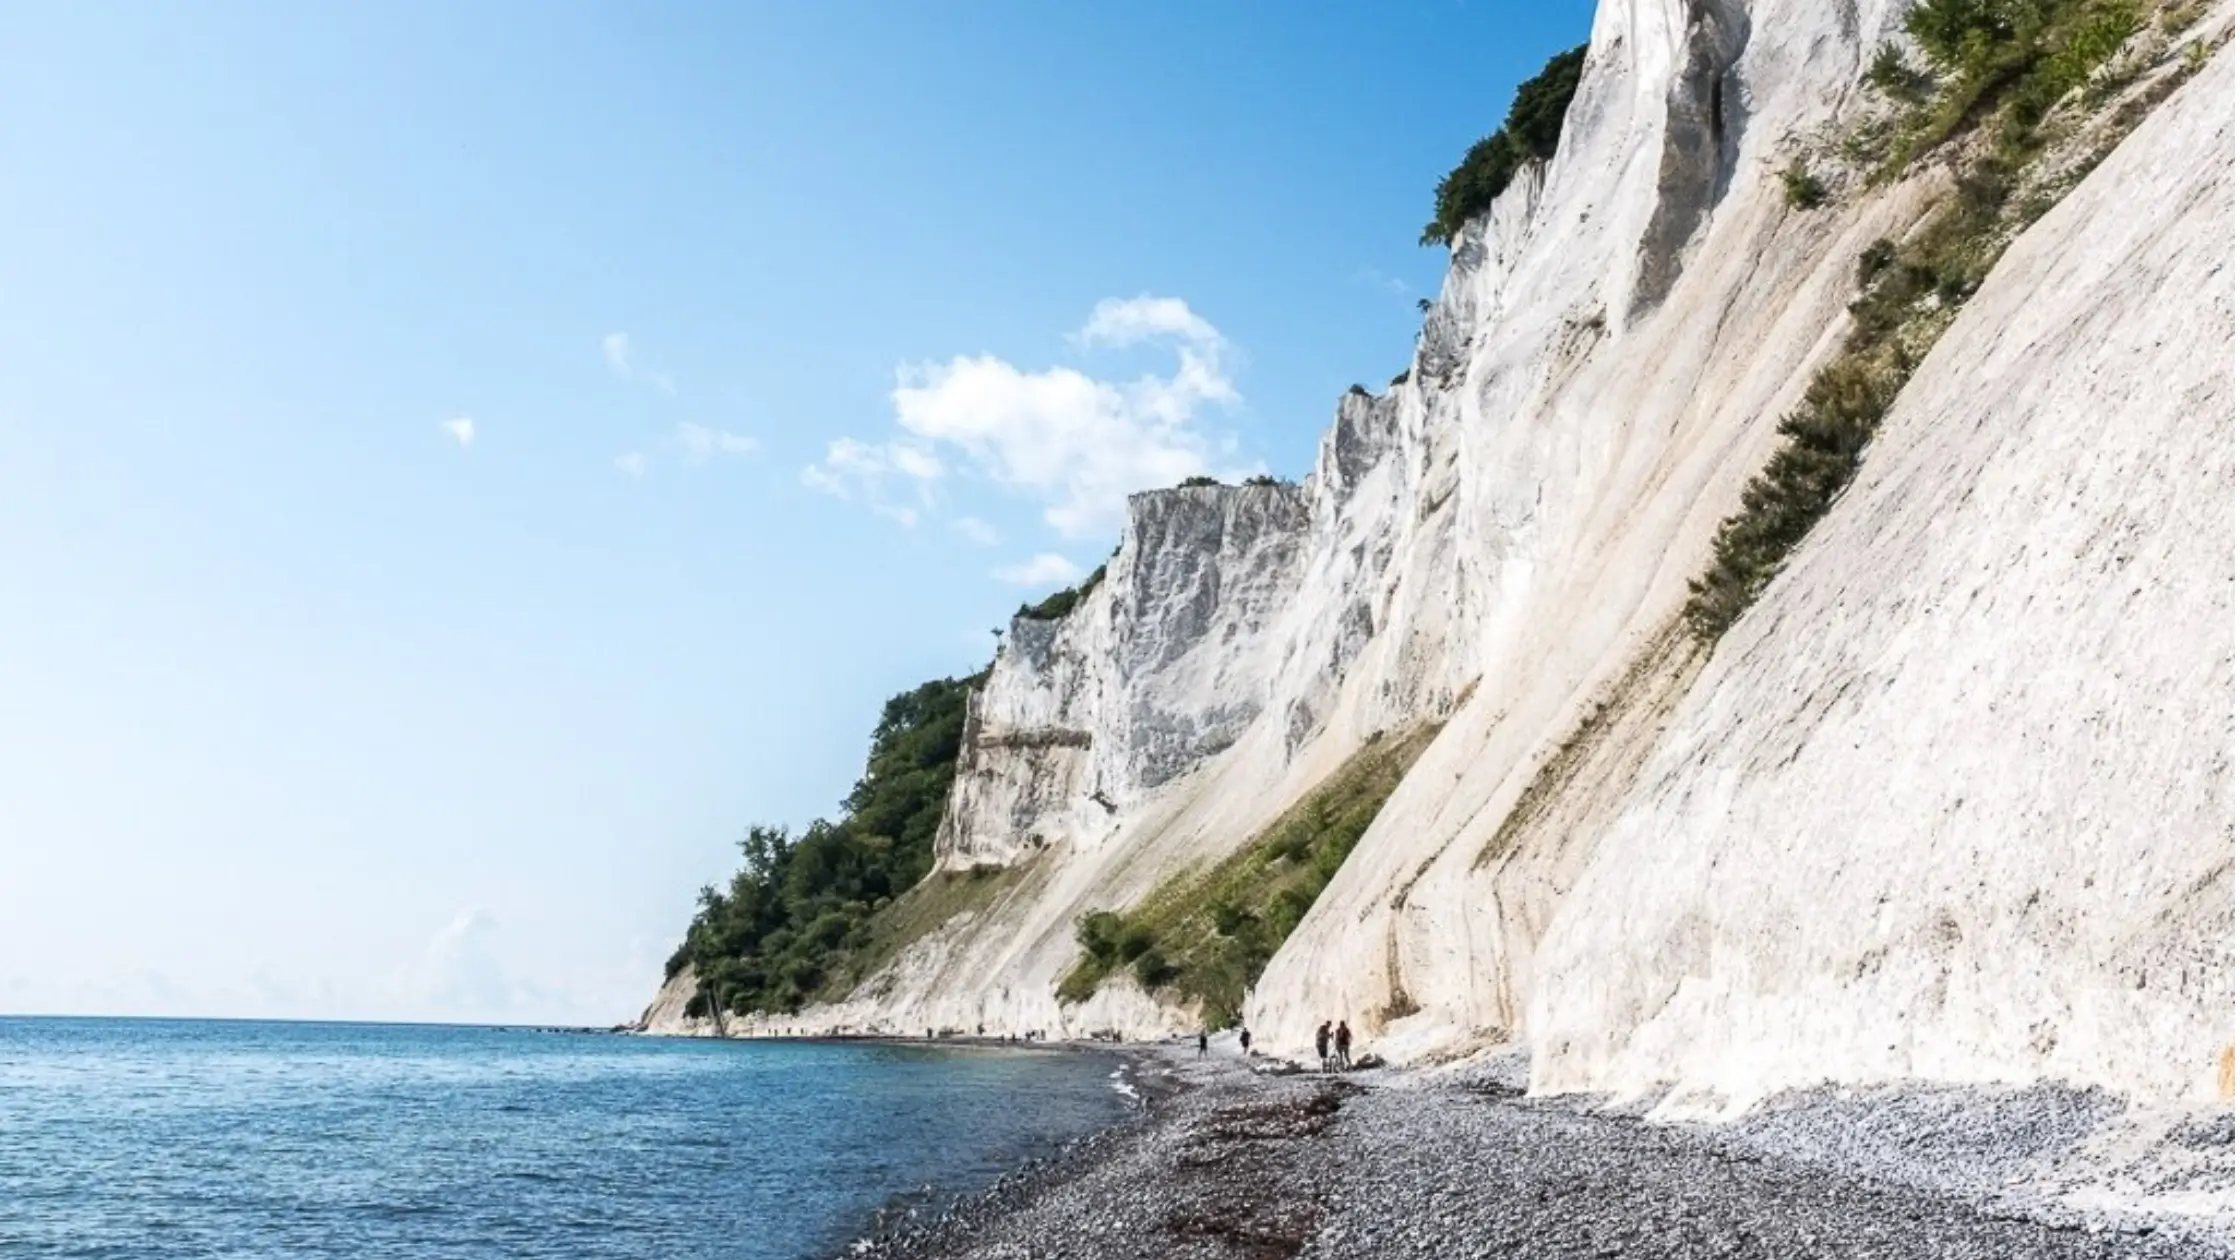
[647,0,2235,1116]
[936,484,1312,871]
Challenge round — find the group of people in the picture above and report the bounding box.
[1190,1021,1350,1071]
[1314,1020,1353,1072]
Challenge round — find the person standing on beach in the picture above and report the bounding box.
[1197,1031,1207,1057]
[1314,1022,1332,1072]
[1334,1021,1353,1070]
[1239,1027,1252,1056]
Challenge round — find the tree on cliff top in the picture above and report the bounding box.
[1421,43,1590,246]
[1017,564,1107,622]
[669,671,982,1016]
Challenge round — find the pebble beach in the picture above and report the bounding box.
[852,1043,2233,1260]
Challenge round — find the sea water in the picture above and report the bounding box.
[0,1017,1132,1258]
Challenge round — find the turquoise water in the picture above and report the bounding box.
[0,1017,1132,1258]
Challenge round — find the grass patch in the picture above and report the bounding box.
[817,861,1030,1001]
[1684,0,2196,644]
[1057,723,1442,1025]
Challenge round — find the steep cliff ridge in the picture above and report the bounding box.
[648,0,2234,1121]
[1527,50,2236,1110]
[1244,0,2233,1114]
[936,483,1310,872]
[1249,0,1942,1056]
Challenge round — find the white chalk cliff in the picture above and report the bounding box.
[649,0,2235,1114]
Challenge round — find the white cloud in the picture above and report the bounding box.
[603,333,679,394]
[443,416,475,447]
[614,451,648,478]
[886,443,944,481]
[827,435,939,482]
[993,553,1084,586]
[671,422,757,463]
[801,436,941,524]
[1074,295,1225,349]
[810,296,1247,539]
[400,907,551,1018]
[953,516,1001,546]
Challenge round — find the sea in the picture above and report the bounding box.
[0,1017,1135,1259]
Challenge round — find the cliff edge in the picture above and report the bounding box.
[649,0,2235,1126]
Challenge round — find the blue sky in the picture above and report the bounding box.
[0,1,1594,1024]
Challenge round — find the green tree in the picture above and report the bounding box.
[1422,43,1590,246]
[1017,564,1107,621]
[668,672,984,1015]
[1905,0,2019,69]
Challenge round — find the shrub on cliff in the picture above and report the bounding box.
[1868,42,1934,100]
[1054,723,1441,1026]
[673,672,983,1016]
[1420,43,1590,246]
[1780,159,1829,209]
[1684,0,2173,645]
[1076,911,1126,965]
[1684,355,1904,638]
[1877,0,2147,171]
[1016,564,1107,622]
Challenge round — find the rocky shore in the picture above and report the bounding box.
[849,1044,2233,1260]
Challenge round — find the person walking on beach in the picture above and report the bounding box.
[1334,1021,1353,1071]
[1197,1030,1207,1057]
[1314,1022,1332,1072]
[1238,1026,1252,1056]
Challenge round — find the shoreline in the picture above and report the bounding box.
[842,1046,2234,1260]
[633,1024,1160,1062]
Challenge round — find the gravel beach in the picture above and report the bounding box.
[850,1045,2233,1260]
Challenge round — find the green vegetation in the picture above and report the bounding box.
[1421,43,1590,246]
[1178,475,1223,488]
[1870,0,2153,173]
[1056,724,1441,1025]
[830,860,1030,996]
[1684,0,2186,644]
[1017,564,1107,622]
[670,673,983,1016]
[1780,159,1829,209]
[1244,474,1285,487]
[1868,42,1935,100]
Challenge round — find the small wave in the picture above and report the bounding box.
[1107,1068,1140,1101]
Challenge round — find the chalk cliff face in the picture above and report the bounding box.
[936,485,1313,872]
[649,0,2235,1111]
